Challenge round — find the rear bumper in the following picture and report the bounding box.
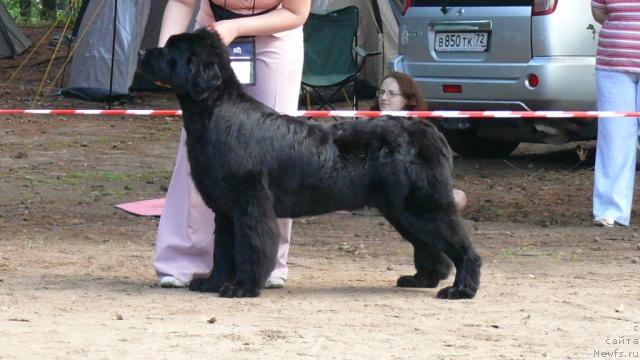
[392,55,597,112]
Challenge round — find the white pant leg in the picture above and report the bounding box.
[154,130,215,283]
[245,29,304,280]
[593,70,640,226]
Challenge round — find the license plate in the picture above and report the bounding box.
[436,118,471,130]
[435,32,489,52]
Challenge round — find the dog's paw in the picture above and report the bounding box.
[218,283,261,298]
[436,286,476,300]
[189,278,222,293]
[396,275,440,288]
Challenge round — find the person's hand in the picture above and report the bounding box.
[207,20,239,46]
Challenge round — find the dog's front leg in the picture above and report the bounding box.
[219,190,280,298]
[190,213,236,293]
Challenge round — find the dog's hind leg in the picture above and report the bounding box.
[398,244,452,288]
[219,188,279,298]
[383,210,481,299]
[190,213,236,293]
[383,214,452,288]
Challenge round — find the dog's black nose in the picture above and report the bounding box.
[138,49,146,59]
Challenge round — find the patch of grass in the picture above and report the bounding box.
[33,140,76,151]
[500,246,544,260]
[552,249,583,262]
[60,171,125,186]
[51,170,171,200]
[150,123,179,141]
[20,175,44,202]
[97,137,118,146]
[478,199,503,219]
[75,195,96,205]
[8,170,170,206]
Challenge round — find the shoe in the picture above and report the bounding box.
[264,276,286,289]
[159,276,187,288]
[593,217,614,227]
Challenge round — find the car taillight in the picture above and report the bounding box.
[527,74,539,88]
[443,84,462,94]
[403,0,412,15]
[532,0,558,16]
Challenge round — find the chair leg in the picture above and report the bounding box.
[353,79,358,111]
[310,87,335,110]
[341,88,352,108]
[303,86,330,110]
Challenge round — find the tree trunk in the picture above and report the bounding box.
[19,0,32,19]
[41,0,57,21]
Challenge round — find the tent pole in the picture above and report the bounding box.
[371,0,384,81]
[60,0,86,90]
[107,0,117,109]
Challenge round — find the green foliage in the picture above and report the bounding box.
[4,0,24,21]
[4,0,82,26]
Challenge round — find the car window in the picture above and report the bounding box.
[412,0,531,6]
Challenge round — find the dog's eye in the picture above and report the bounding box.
[168,58,177,69]
[185,54,194,66]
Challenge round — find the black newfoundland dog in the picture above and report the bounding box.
[139,29,481,299]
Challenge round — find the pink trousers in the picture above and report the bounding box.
[154,27,304,283]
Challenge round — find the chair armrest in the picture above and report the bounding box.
[354,46,382,59]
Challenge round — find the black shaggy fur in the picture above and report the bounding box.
[138,29,482,299]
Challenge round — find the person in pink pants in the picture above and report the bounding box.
[154,0,311,289]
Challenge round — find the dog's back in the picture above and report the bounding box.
[262,116,455,217]
[332,116,451,169]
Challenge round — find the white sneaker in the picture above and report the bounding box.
[593,217,614,227]
[159,276,188,288]
[264,277,286,289]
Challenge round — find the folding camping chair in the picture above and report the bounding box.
[301,6,381,110]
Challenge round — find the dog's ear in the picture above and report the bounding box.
[187,53,222,101]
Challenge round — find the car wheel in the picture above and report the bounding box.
[443,128,519,159]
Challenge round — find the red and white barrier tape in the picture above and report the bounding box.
[1,109,640,118]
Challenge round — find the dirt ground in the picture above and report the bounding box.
[1,27,639,360]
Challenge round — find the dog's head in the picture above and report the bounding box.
[138,29,234,101]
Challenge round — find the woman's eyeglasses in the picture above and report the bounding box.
[376,89,403,97]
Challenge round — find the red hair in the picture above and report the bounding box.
[370,72,428,111]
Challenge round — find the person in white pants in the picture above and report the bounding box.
[591,0,640,227]
[154,0,311,288]
[592,70,640,227]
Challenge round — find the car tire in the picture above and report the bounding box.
[443,128,519,159]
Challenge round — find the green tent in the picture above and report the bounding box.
[0,2,31,58]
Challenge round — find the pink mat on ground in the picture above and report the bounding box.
[115,198,165,217]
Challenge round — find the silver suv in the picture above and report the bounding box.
[392,0,599,157]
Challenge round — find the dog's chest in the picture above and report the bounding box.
[185,135,257,206]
